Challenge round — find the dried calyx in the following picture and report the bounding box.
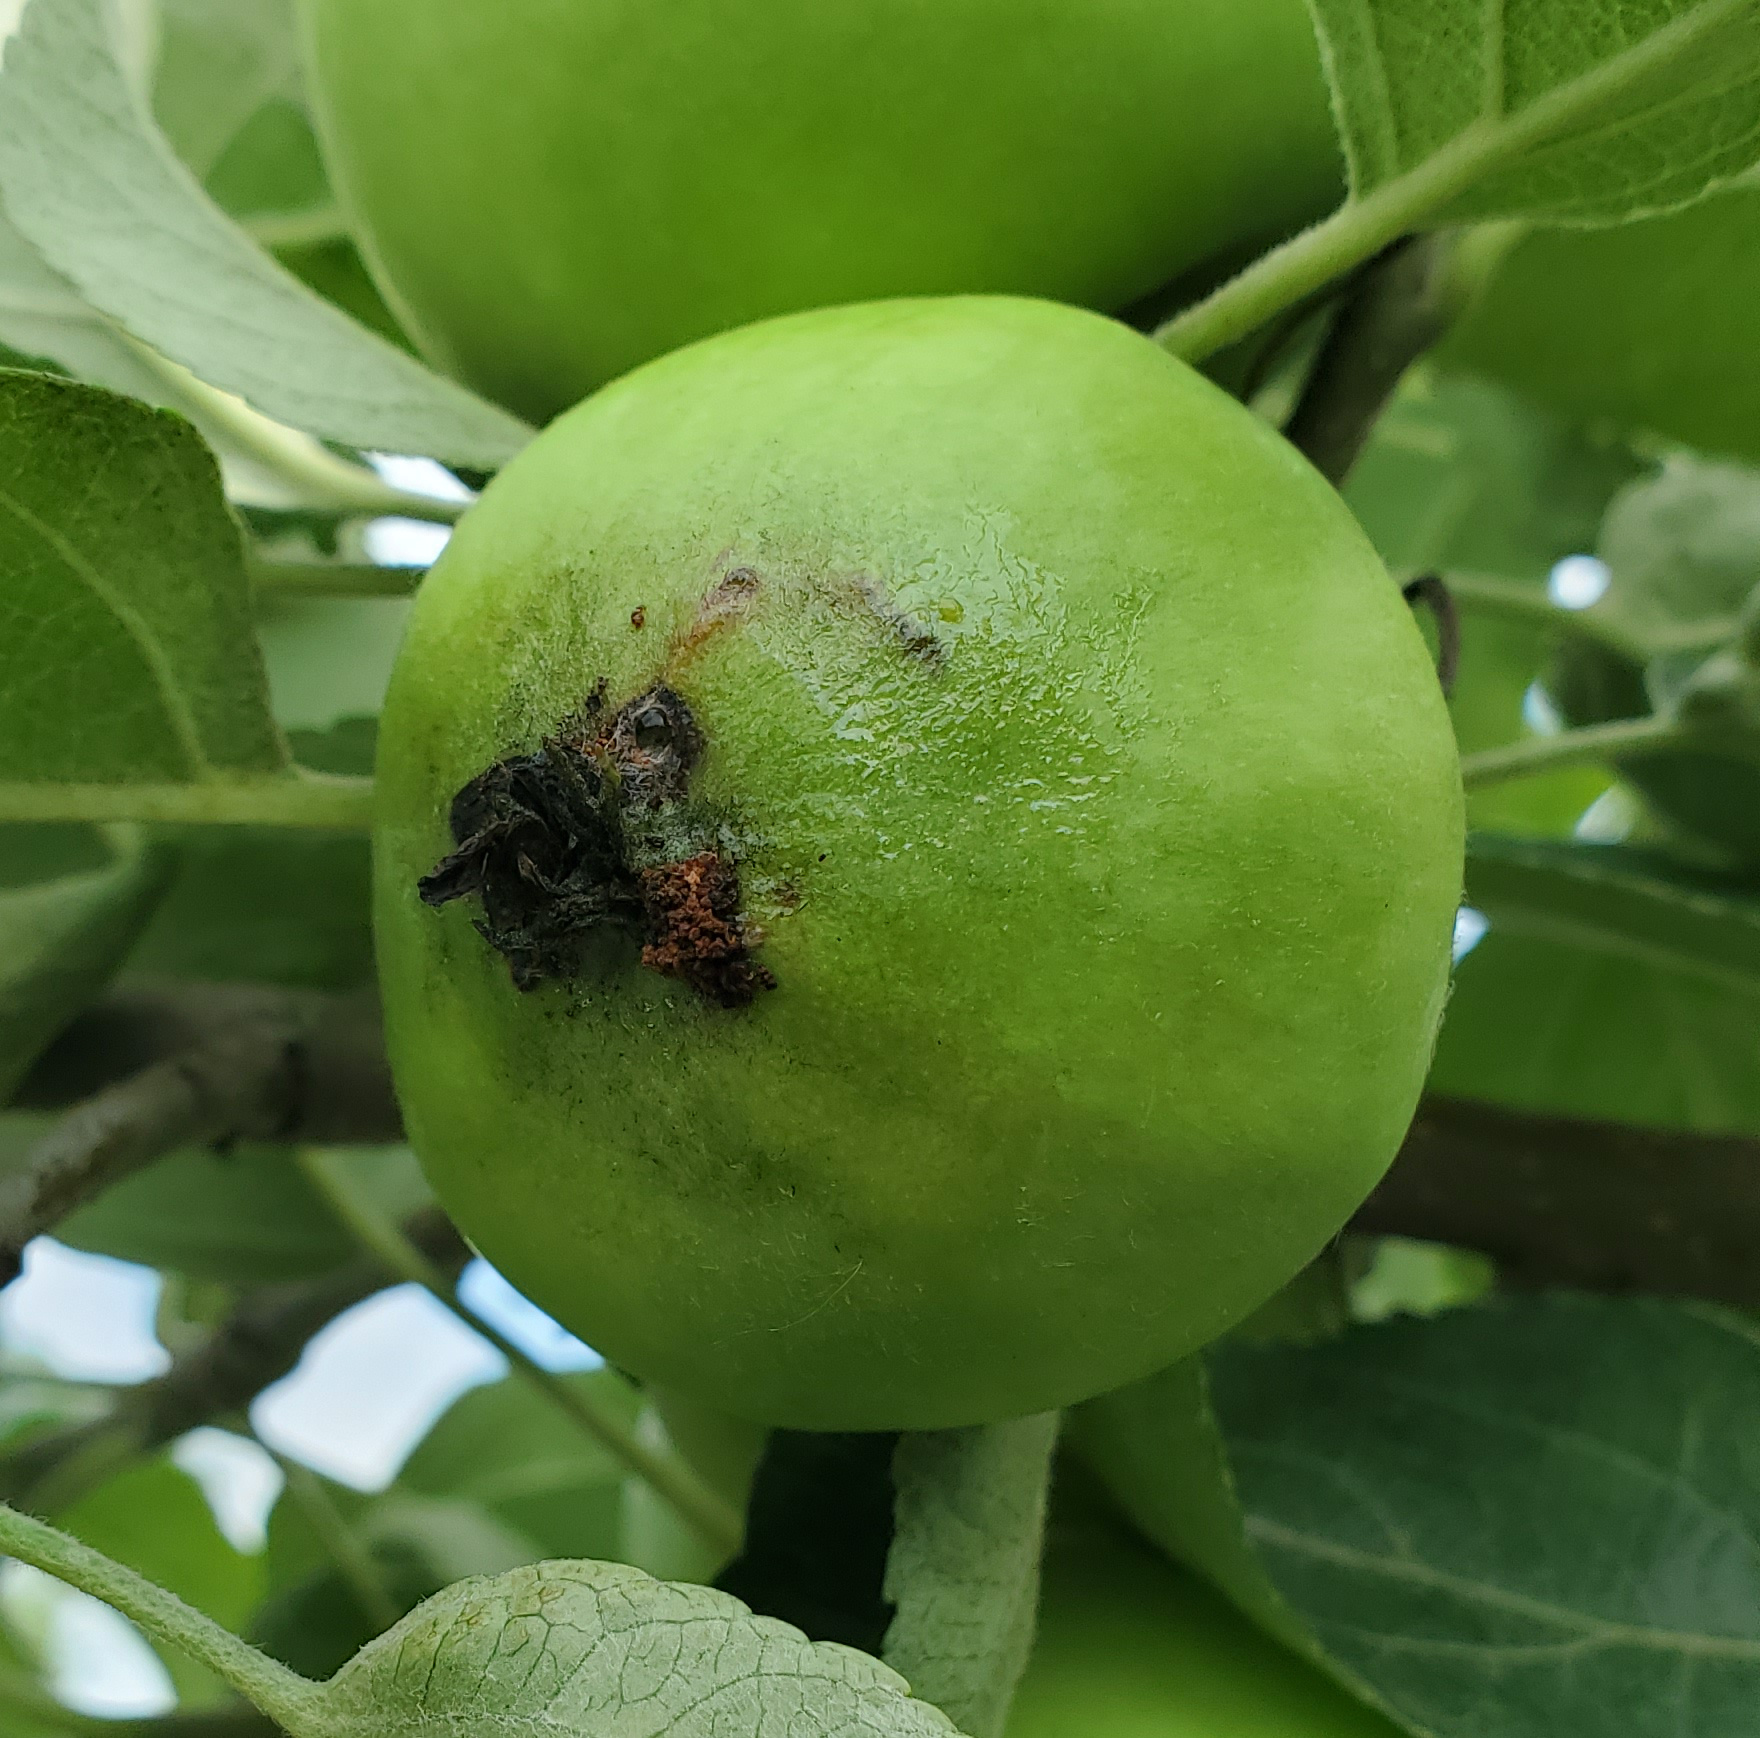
[418,683,775,1008]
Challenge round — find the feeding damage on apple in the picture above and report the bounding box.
[417,681,776,1007]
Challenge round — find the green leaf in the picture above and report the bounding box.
[254,1445,547,1681]
[251,1551,431,1686]
[126,829,372,989]
[149,0,398,360]
[45,1141,429,1286]
[1541,457,1760,864]
[313,1561,962,1738]
[0,372,373,829]
[0,0,531,466]
[1068,1358,1305,1654]
[257,601,409,734]
[1465,834,1760,987]
[1431,834,1760,1129]
[1012,1503,1404,1738]
[1313,0,1760,223]
[1441,182,1760,471]
[0,1679,90,1738]
[882,1415,1059,1738]
[1351,1239,1497,1325]
[254,1470,420,1680]
[1450,616,1613,836]
[0,370,281,781]
[1596,456,1760,642]
[619,1391,766,1584]
[26,1469,960,1738]
[270,234,411,352]
[151,0,310,192]
[0,212,173,400]
[1344,373,1640,835]
[119,722,375,991]
[1160,0,1760,359]
[150,2,404,350]
[0,1371,110,1457]
[397,1371,633,1565]
[0,828,172,1099]
[1205,1298,1760,1737]
[1347,375,1645,584]
[352,1494,538,1588]
[0,214,400,509]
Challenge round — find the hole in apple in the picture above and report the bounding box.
[416,683,775,1007]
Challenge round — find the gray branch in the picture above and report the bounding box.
[1355,1096,1760,1310]
[1283,231,1469,487]
[0,1207,468,1514]
[0,1026,297,1287]
[17,987,1760,1322]
[2,983,399,1283]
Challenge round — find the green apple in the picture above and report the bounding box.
[1009,1516,1402,1737]
[299,0,1341,421]
[372,296,1463,1430]
[1443,187,1760,467]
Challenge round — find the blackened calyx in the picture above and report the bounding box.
[417,684,775,1008]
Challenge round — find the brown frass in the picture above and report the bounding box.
[417,684,775,1008]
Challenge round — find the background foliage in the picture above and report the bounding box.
[1,0,1759,1734]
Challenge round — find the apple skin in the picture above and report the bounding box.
[1009,1517,1402,1738]
[1443,187,1760,467]
[373,296,1462,1430]
[299,0,1340,421]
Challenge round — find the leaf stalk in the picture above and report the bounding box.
[0,1503,321,1735]
[1158,0,1759,361]
[1459,715,1682,789]
[0,772,375,831]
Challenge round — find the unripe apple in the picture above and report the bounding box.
[299,0,1341,420]
[1009,1516,1401,1737]
[373,296,1462,1430]
[1443,187,1760,467]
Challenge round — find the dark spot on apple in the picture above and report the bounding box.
[850,573,943,667]
[674,565,763,659]
[639,852,777,1005]
[417,683,773,1007]
[607,682,703,807]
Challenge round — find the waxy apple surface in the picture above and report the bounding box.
[302,0,1341,419]
[374,297,1462,1429]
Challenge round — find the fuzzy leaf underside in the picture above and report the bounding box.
[1308,0,1760,223]
[316,1558,964,1738]
[0,0,531,465]
[882,1415,1059,1738]
[0,370,285,789]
